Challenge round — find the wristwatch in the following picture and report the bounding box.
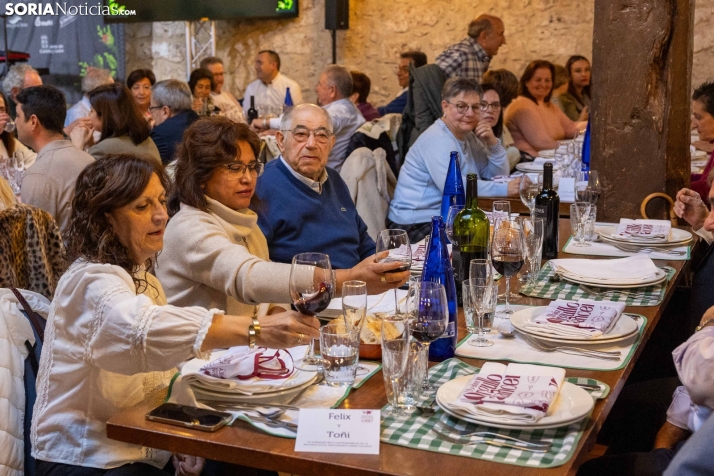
[695,318,714,332]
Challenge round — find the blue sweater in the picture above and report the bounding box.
[251,159,376,269]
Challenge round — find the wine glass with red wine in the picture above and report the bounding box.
[290,252,334,369]
[408,281,447,392]
[490,219,525,316]
[376,229,412,314]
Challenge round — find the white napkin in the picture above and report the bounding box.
[449,362,566,423]
[526,299,625,338]
[550,255,659,283]
[182,346,308,395]
[615,219,671,241]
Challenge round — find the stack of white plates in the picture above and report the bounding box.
[435,374,593,429]
[597,224,692,248]
[515,162,561,173]
[539,149,556,158]
[181,357,317,405]
[510,306,639,345]
[692,149,708,160]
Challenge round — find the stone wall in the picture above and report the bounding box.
[125,0,714,107]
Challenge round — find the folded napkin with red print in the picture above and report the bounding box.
[182,346,302,395]
[449,363,566,423]
[616,218,671,241]
[524,299,626,338]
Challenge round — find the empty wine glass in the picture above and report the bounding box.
[492,201,511,225]
[578,169,601,204]
[466,282,497,347]
[518,217,545,286]
[445,204,464,244]
[469,258,493,286]
[519,173,542,220]
[4,118,15,133]
[491,219,525,316]
[381,314,409,417]
[376,229,411,314]
[408,281,447,392]
[342,280,367,336]
[290,252,334,370]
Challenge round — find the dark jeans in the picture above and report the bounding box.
[37,460,278,476]
[386,218,431,244]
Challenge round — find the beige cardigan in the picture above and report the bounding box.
[157,197,305,316]
[88,136,161,164]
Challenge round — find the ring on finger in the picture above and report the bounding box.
[297,333,305,344]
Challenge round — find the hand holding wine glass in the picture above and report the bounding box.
[376,229,411,314]
[491,219,525,316]
[290,252,334,369]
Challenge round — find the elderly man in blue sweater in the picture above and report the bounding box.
[251,104,409,291]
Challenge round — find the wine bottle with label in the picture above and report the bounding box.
[534,162,560,259]
[452,173,489,306]
[247,96,258,124]
[422,216,458,362]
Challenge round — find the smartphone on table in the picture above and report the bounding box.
[145,403,232,432]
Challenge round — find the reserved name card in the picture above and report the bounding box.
[294,409,380,454]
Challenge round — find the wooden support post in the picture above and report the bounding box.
[591,0,693,221]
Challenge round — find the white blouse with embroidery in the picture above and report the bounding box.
[31,260,219,469]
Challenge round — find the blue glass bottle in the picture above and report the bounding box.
[580,121,591,171]
[440,151,465,221]
[421,216,458,362]
[283,87,294,114]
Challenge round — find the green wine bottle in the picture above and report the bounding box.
[453,173,490,306]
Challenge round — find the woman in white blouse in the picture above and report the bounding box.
[31,154,319,476]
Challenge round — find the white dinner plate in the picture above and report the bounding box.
[539,149,556,158]
[515,162,560,173]
[509,306,638,343]
[557,267,667,288]
[596,224,692,246]
[692,150,708,160]
[436,377,593,430]
[192,374,317,404]
[181,351,316,395]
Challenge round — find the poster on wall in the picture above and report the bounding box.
[0,0,125,104]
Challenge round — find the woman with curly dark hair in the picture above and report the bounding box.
[31,153,319,476]
[69,83,161,163]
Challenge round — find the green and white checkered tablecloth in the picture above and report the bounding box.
[519,262,675,306]
[381,359,605,468]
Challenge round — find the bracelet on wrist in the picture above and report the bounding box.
[487,138,502,153]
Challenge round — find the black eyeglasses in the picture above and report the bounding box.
[148,105,164,111]
[447,102,481,114]
[225,161,265,177]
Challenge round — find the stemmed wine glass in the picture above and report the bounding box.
[408,281,448,392]
[519,173,542,220]
[577,169,601,204]
[492,200,511,225]
[491,219,525,316]
[445,204,464,244]
[469,258,494,285]
[376,229,412,314]
[465,282,497,347]
[342,280,367,336]
[290,252,334,370]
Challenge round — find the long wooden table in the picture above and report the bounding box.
[106,220,690,476]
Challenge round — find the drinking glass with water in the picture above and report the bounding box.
[320,322,359,387]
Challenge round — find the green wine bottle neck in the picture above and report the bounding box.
[465,175,479,209]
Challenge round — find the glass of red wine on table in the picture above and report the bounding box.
[290,252,334,370]
[376,229,412,314]
[491,218,525,316]
[408,281,448,392]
